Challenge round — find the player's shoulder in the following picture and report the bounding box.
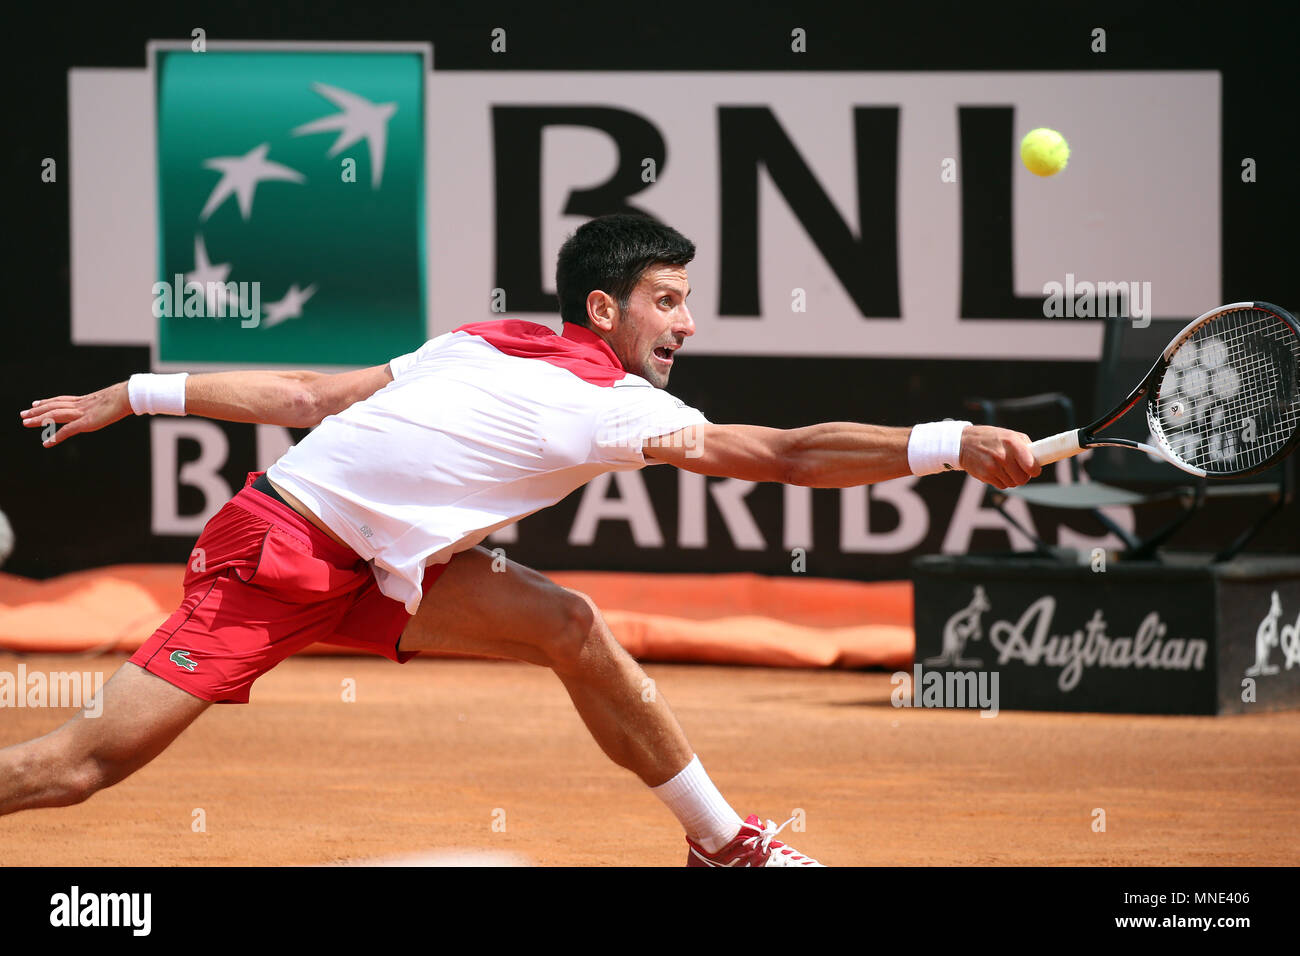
[453,318,556,339]
[387,332,456,378]
[607,372,688,404]
[610,371,655,390]
[390,324,523,369]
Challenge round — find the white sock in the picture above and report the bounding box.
[651,755,743,853]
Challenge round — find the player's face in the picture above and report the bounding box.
[607,265,695,388]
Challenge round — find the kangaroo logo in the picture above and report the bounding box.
[170,650,198,672]
[1245,592,1283,677]
[1283,610,1300,670]
[927,585,990,667]
[1252,591,1300,674]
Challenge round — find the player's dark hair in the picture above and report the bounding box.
[555,213,695,327]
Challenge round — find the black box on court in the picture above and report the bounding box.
[911,553,1300,715]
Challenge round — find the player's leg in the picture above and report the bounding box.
[0,477,395,818]
[0,662,209,815]
[397,546,691,786]
[397,547,822,864]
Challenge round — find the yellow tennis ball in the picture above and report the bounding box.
[1020,128,1070,177]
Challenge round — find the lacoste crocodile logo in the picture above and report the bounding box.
[170,650,198,672]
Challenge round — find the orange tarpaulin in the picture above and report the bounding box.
[0,565,914,670]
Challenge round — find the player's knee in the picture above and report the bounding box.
[544,588,606,675]
[60,757,106,805]
[51,734,143,805]
[33,741,106,807]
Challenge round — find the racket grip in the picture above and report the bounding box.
[1031,429,1083,466]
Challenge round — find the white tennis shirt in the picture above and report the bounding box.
[267,320,710,613]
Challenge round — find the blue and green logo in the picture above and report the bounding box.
[153,48,426,366]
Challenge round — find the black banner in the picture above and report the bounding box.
[2,2,1297,579]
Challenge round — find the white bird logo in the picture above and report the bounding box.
[261,283,319,329]
[292,83,398,189]
[184,234,234,318]
[200,143,305,222]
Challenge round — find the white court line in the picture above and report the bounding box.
[327,849,533,867]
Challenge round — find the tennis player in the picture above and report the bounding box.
[7,214,1039,866]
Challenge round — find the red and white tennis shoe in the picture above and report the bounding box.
[686,814,824,867]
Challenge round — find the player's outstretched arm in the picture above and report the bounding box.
[644,422,1040,490]
[20,365,394,447]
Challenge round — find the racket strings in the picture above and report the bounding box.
[1150,307,1300,474]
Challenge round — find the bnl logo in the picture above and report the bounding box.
[492,105,1100,323]
[152,45,427,367]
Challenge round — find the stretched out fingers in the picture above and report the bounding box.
[21,407,79,426]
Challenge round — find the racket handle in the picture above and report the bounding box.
[1031,429,1083,466]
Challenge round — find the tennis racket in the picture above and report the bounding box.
[1031,301,1300,479]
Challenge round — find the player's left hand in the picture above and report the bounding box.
[960,425,1042,489]
[19,382,132,447]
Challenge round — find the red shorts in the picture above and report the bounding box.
[130,472,449,703]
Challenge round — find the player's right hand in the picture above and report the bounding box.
[19,382,132,447]
[959,425,1041,489]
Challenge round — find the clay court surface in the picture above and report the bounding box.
[3,652,1298,866]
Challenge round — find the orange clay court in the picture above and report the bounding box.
[2,566,1298,866]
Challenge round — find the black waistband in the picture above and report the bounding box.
[251,473,290,507]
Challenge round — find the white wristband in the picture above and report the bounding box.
[127,373,189,416]
[908,420,970,475]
